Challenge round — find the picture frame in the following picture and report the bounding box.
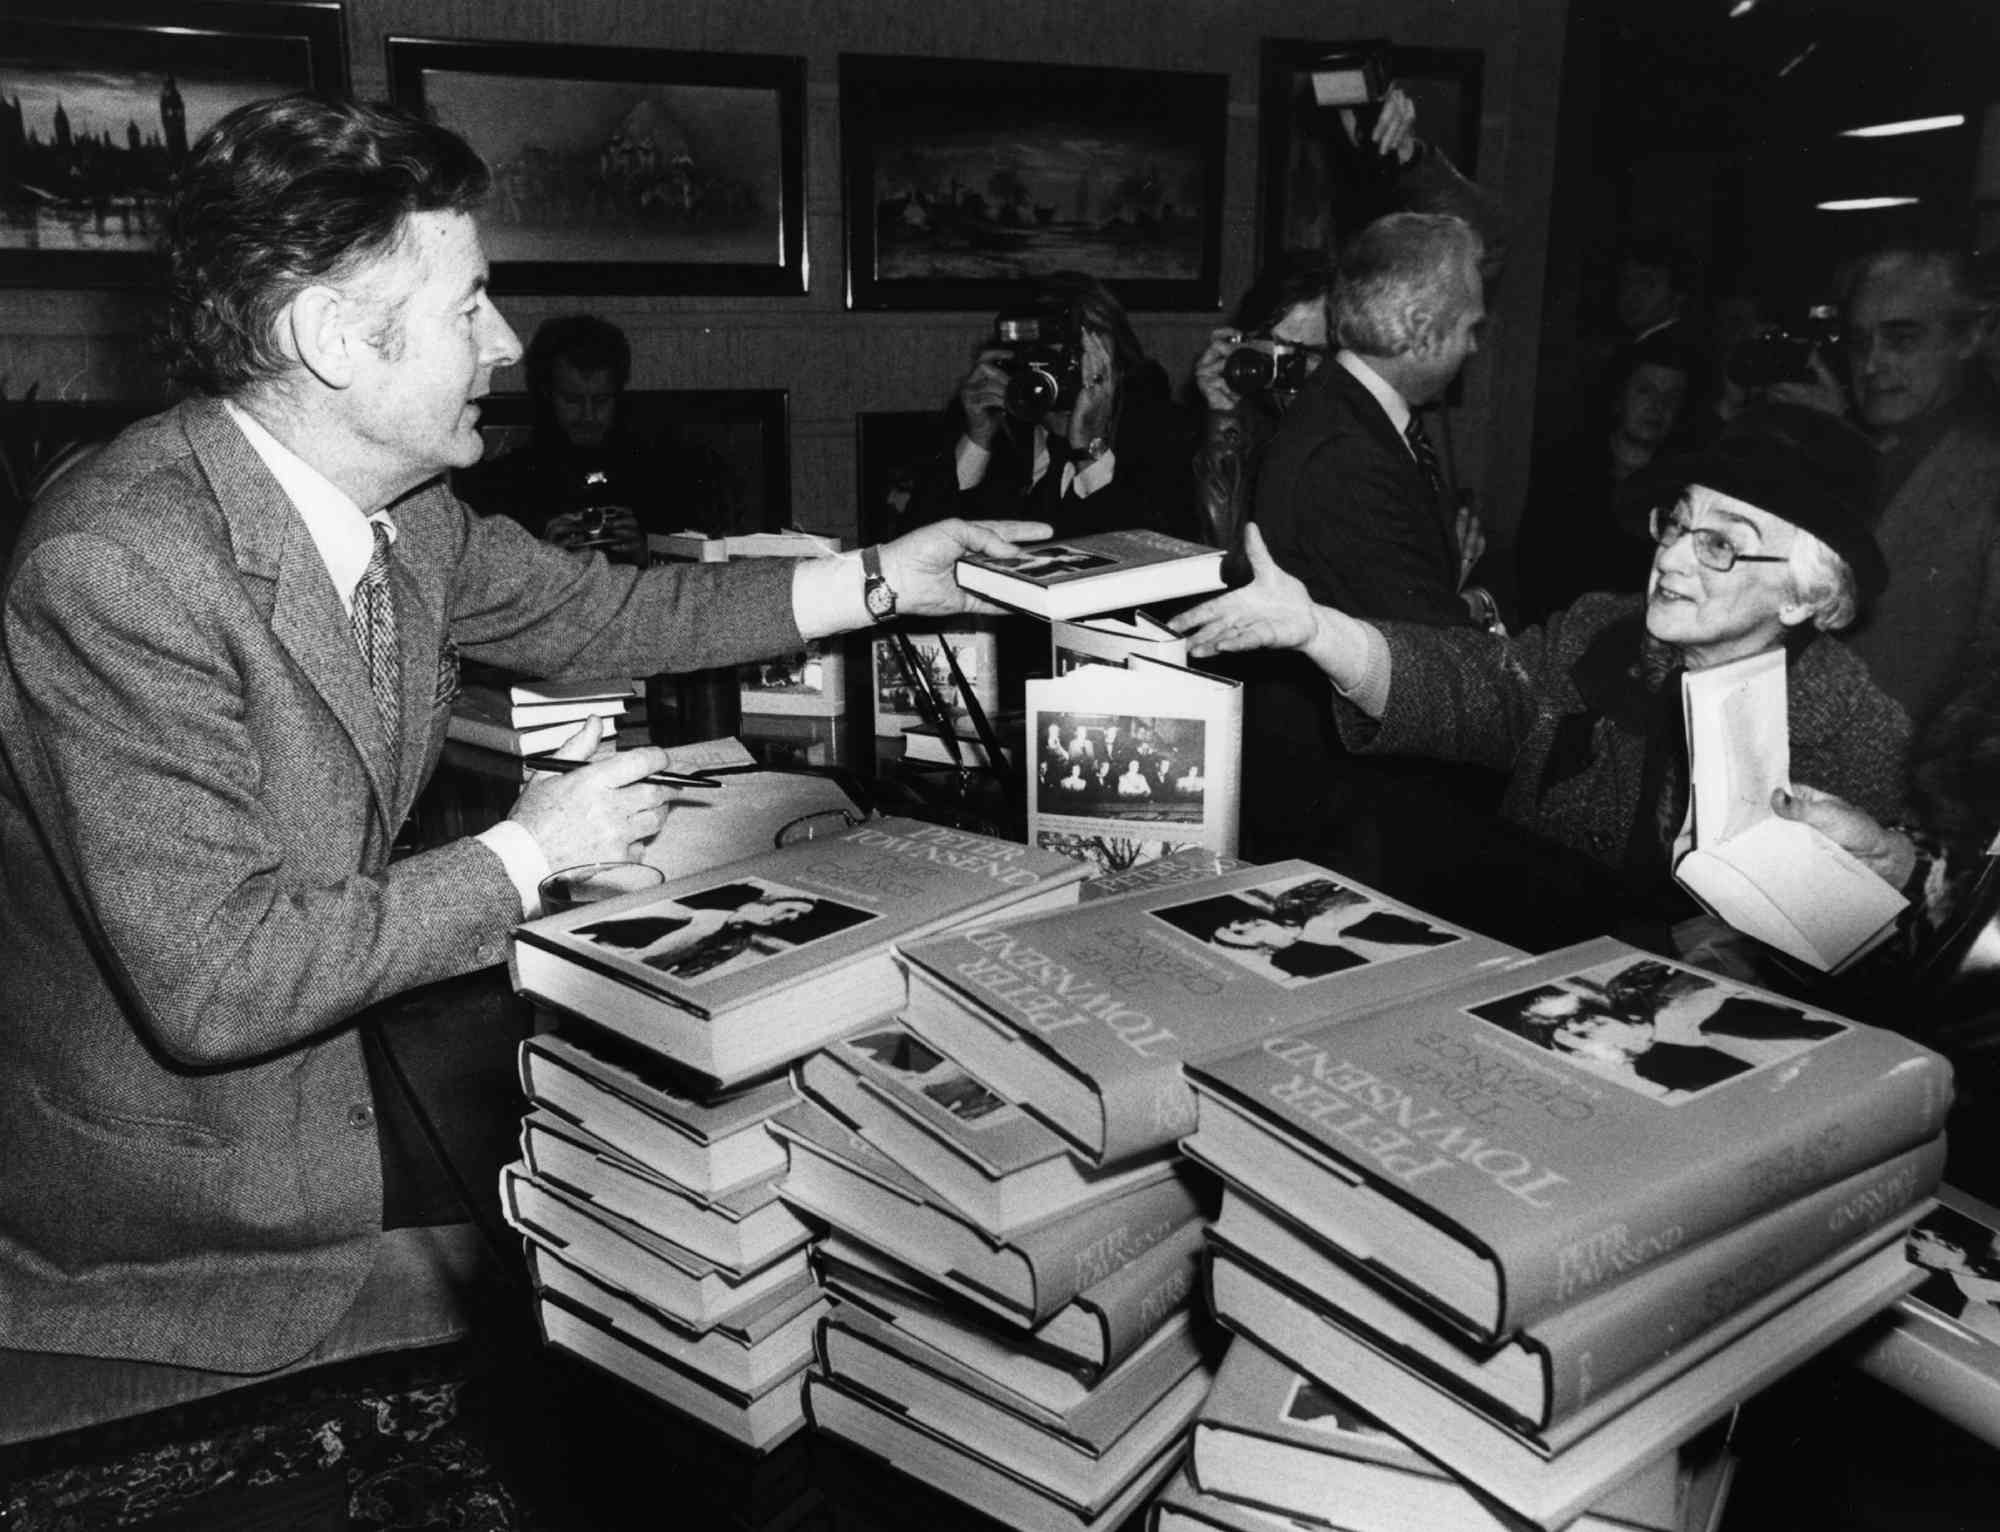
[1255,38,1483,267]
[1,0,350,289]
[386,36,806,297]
[854,408,951,545]
[840,53,1226,312]
[465,388,791,539]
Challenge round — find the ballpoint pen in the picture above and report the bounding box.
[521,754,720,790]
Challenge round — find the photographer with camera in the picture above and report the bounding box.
[900,270,1199,546]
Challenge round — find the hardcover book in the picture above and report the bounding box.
[1049,610,1188,676]
[770,1099,1209,1329]
[953,528,1226,621]
[816,1315,1215,1513]
[454,679,636,728]
[519,1109,816,1277]
[1186,1338,1734,1532]
[518,1027,795,1199]
[1207,1235,1920,1531]
[501,1163,811,1332]
[1848,1181,2000,1449]
[815,1219,1207,1379]
[798,1018,1182,1238]
[897,859,1516,1167]
[1208,1132,1941,1432]
[1183,935,1952,1342]
[1078,847,1246,903]
[1027,654,1244,874]
[803,1370,1191,1532]
[740,639,848,718]
[510,817,1090,1086]
[446,695,617,757]
[528,1244,826,1398]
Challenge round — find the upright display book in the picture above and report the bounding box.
[1050,610,1188,676]
[1672,648,1905,971]
[1183,934,1953,1342]
[511,817,1089,1086]
[798,1018,1181,1238]
[1210,1129,1940,1433]
[1208,1237,1918,1531]
[518,1028,794,1199]
[1078,847,1246,903]
[1187,1338,1728,1532]
[803,1370,1191,1532]
[519,1109,815,1277]
[1028,654,1243,874]
[528,1245,826,1398]
[872,619,1000,737]
[898,859,1516,1167]
[954,529,1227,621]
[1848,1182,2000,1449]
[771,1099,1208,1329]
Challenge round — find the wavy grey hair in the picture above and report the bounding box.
[1332,213,1484,358]
[1785,525,1859,633]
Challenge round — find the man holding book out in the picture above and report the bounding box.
[1172,403,1910,957]
[0,95,1046,1429]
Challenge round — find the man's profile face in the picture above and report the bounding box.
[343,210,521,491]
[1844,259,1980,431]
[550,359,621,448]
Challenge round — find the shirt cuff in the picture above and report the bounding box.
[955,435,993,491]
[791,549,871,641]
[1334,623,1393,717]
[478,819,551,918]
[1069,447,1116,499]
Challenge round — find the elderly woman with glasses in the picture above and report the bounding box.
[1171,405,1908,919]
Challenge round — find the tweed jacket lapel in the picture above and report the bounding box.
[182,398,402,825]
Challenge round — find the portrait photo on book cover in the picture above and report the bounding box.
[847,1026,1012,1126]
[1149,872,1459,988]
[972,544,1118,582]
[568,877,877,984]
[1284,1374,1397,1443]
[1467,956,1848,1104]
[1906,1205,2000,1342]
[1035,710,1207,820]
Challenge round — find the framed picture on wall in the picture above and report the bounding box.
[0,0,350,289]
[386,36,805,297]
[465,389,790,539]
[854,408,951,545]
[840,53,1226,312]
[1256,38,1483,267]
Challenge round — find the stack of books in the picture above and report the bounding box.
[446,674,638,757]
[503,816,1090,1448]
[1179,936,1952,1531]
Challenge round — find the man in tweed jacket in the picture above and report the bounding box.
[0,97,1040,1383]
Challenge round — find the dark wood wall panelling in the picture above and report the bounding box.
[0,0,1568,539]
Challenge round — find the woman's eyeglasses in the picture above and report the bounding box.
[1649,507,1788,575]
[774,808,865,849]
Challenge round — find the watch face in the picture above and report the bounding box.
[865,579,896,618]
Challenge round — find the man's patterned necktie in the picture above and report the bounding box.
[352,520,401,748]
[1405,416,1446,501]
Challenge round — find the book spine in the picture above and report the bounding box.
[1014,1169,1211,1321]
[1541,1135,1945,1421]
[1848,1295,2000,1451]
[1074,1216,1208,1372]
[1503,1047,1953,1336]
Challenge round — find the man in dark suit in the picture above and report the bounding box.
[0,96,1041,1416]
[1238,211,1498,867]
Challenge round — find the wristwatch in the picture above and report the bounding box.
[1082,434,1111,462]
[861,545,899,622]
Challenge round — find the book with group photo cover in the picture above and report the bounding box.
[954,528,1226,621]
[1207,1233,1918,1531]
[1027,654,1243,877]
[770,1098,1209,1330]
[1182,935,1952,1345]
[797,1018,1181,1239]
[1186,1337,1736,1532]
[1847,1181,2000,1449]
[814,1221,1205,1381]
[510,816,1089,1086]
[517,1027,795,1201]
[1207,1128,1939,1435]
[897,859,1516,1168]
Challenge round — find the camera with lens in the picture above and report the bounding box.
[1222,337,1317,397]
[991,302,1084,421]
[1730,306,1844,389]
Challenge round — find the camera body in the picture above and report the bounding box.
[1730,307,1844,389]
[992,302,1085,421]
[1308,40,1392,109]
[1222,338,1317,397]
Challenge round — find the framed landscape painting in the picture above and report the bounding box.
[388,37,805,296]
[0,0,349,288]
[841,53,1226,312]
[1256,39,1483,266]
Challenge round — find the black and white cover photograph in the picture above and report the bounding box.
[569,876,877,984]
[1149,870,1459,987]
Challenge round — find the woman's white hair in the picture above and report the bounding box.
[1785,525,1858,632]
